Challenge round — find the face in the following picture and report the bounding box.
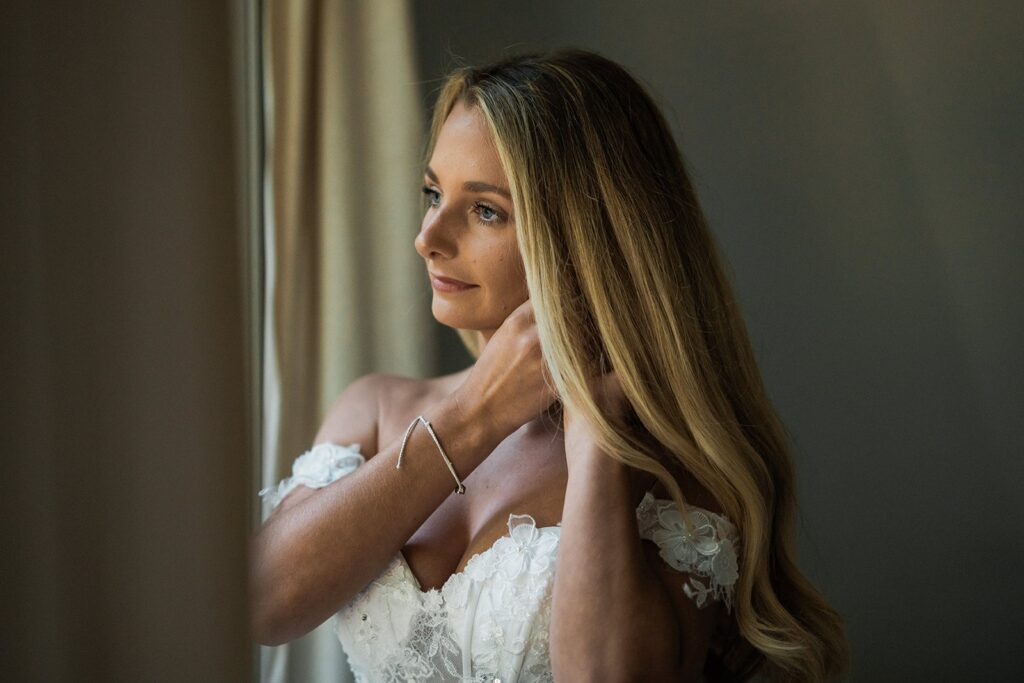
[415,100,528,339]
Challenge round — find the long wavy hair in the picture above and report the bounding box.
[422,48,850,682]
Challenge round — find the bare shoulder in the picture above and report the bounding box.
[637,462,730,678]
[315,367,473,460]
[265,370,475,520]
[263,373,387,519]
[312,373,391,459]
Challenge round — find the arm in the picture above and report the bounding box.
[550,377,722,681]
[258,374,381,522]
[249,375,506,646]
[550,440,685,680]
[251,299,558,647]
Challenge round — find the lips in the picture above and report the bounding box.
[429,271,475,287]
[428,271,477,294]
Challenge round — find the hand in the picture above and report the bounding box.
[452,298,560,438]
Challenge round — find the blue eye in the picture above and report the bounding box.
[421,185,440,207]
[421,185,506,226]
[474,202,502,223]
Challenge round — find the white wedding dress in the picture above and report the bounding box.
[260,442,740,683]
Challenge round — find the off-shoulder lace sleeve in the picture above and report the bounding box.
[258,442,365,510]
[635,492,740,612]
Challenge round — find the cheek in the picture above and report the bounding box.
[492,233,522,273]
[484,245,528,311]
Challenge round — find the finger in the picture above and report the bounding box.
[518,298,535,322]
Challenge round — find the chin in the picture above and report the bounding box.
[431,298,501,331]
[431,299,472,329]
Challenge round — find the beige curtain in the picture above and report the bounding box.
[260,1,431,680]
[3,1,255,680]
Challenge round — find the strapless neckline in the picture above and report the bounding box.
[396,516,563,596]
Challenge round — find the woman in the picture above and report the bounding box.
[251,48,850,682]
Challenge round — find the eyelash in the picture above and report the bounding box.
[420,185,506,225]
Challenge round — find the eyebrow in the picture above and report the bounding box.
[425,165,511,201]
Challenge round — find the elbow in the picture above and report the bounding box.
[252,621,299,648]
[251,585,352,647]
[249,538,302,646]
[248,554,343,646]
[250,583,314,647]
[247,525,364,647]
[249,574,295,646]
[251,610,289,648]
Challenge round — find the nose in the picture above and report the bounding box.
[414,204,460,260]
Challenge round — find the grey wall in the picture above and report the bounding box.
[411,2,1023,679]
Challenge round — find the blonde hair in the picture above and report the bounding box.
[424,48,850,681]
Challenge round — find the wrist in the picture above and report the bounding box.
[566,437,620,472]
[455,383,519,438]
[437,391,509,458]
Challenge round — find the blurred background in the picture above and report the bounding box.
[2,1,1020,681]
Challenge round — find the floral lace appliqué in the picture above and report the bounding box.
[635,492,740,612]
[258,441,365,510]
[378,589,465,682]
[336,512,560,682]
[260,441,741,681]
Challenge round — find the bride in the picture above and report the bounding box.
[250,48,849,682]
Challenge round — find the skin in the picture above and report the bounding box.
[416,100,529,339]
[251,99,723,679]
[414,101,723,679]
[396,99,571,594]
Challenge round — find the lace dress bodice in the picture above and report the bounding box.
[259,442,740,683]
